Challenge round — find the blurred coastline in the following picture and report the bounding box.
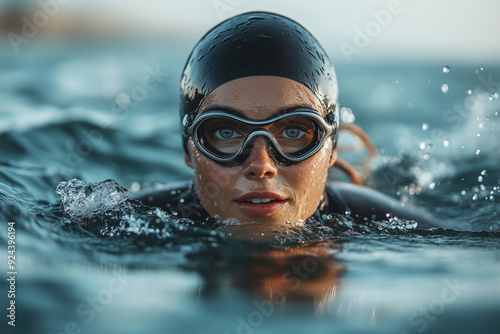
[1,0,499,64]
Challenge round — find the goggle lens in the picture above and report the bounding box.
[184,108,336,166]
[200,116,317,156]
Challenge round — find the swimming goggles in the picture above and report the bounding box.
[183,107,337,167]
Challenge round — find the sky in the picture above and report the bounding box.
[1,0,499,63]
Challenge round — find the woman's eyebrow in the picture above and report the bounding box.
[203,106,246,117]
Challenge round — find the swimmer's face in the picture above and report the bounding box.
[185,76,337,241]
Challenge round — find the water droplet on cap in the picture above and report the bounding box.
[476,149,481,155]
[441,84,449,93]
[467,89,472,95]
[442,66,450,73]
[422,123,429,131]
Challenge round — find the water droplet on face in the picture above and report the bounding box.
[422,123,429,131]
[467,89,472,95]
[443,140,450,147]
[481,170,487,175]
[472,194,478,201]
[429,182,435,190]
[476,149,481,155]
[478,176,483,182]
[441,84,449,93]
[442,66,450,73]
[461,190,466,195]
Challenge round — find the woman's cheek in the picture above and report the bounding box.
[191,144,236,217]
[290,146,330,218]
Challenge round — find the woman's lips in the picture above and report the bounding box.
[234,192,288,216]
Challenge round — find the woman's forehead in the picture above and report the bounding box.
[198,76,325,119]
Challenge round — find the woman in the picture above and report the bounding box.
[134,12,440,240]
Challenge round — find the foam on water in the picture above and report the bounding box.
[56,179,129,220]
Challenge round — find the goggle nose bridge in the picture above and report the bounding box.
[237,129,282,155]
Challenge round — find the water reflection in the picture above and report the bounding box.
[187,242,344,308]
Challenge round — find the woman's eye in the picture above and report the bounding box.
[215,128,237,139]
[283,127,304,139]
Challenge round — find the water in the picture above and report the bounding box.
[1,45,500,334]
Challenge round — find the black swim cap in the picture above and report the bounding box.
[180,11,339,153]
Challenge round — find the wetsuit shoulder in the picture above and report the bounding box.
[131,180,210,221]
[326,182,442,229]
[132,181,191,207]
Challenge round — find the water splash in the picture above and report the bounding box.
[56,179,129,220]
[55,179,225,250]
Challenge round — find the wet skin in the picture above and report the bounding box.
[184,76,337,240]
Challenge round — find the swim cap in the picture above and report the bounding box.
[180,11,339,153]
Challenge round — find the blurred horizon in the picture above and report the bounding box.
[1,0,499,64]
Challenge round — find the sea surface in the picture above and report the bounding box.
[1,43,499,334]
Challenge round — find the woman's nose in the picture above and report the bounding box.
[242,137,278,180]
